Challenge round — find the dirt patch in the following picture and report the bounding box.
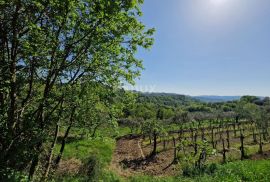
[110,135,178,177]
[250,151,270,160]
[56,158,82,176]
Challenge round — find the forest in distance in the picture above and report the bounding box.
[1,0,270,182]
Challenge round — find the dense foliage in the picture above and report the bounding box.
[0,0,154,180]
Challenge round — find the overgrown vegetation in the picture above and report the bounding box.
[0,0,154,181]
[1,0,270,181]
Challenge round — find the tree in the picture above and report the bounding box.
[156,108,164,120]
[0,0,154,180]
[142,119,166,157]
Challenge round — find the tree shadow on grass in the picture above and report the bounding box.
[250,150,270,160]
[116,134,141,141]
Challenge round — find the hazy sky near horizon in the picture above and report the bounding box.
[134,0,270,96]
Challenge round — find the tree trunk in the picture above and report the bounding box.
[226,129,230,149]
[211,127,215,149]
[233,124,237,137]
[201,128,205,140]
[28,142,42,181]
[7,1,21,132]
[55,107,75,166]
[55,125,71,167]
[163,139,166,150]
[219,131,222,141]
[263,129,267,141]
[240,133,245,160]
[194,132,198,156]
[173,137,177,162]
[151,131,157,156]
[43,124,59,180]
[259,132,263,154]
[222,139,226,163]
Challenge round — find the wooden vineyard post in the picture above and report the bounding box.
[201,128,205,140]
[222,139,227,163]
[194,131,198,156]
[180,129,183,140]
[240,133,245,160]
[217,126,220,136]
[219,131,223,141]
[266,127,269,138]
[173,137,177,163]
[263,128,267,141]
[215,132,218,143]
[163,138,166,151]
[259,131,263,154]
[233,123,237,137]
[211,127,215,149]
[226,129,230,149]
[152,131,157,156]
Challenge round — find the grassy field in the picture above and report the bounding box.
[55,136,270,182]
[123,159,270,182]
[51,126,133,181]
[50,124,270,182]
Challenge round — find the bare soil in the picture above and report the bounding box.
[110,135,178,177]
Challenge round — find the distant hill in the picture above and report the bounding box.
[134,91,264,105]
[136,92,199,107]
[192,96,241,103]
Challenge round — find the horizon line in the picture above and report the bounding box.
[129,90,269,98]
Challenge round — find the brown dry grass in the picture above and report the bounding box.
[56,158,82,176]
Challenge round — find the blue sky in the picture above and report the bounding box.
[134,0,270,96]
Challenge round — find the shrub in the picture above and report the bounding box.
[82,156,101,181]
[182,163,218,177]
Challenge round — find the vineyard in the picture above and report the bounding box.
[112,117,270,177]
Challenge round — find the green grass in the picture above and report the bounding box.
[201,159,270,182]
[116,126,132,137]
[128,176,179,182]
[53,171,123,182]
[127,159,270,182]
[53,137,116,181]
[94,126,132,138]
[53,126,131,181]
[55,125,132,165]
[55,137,115,167]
